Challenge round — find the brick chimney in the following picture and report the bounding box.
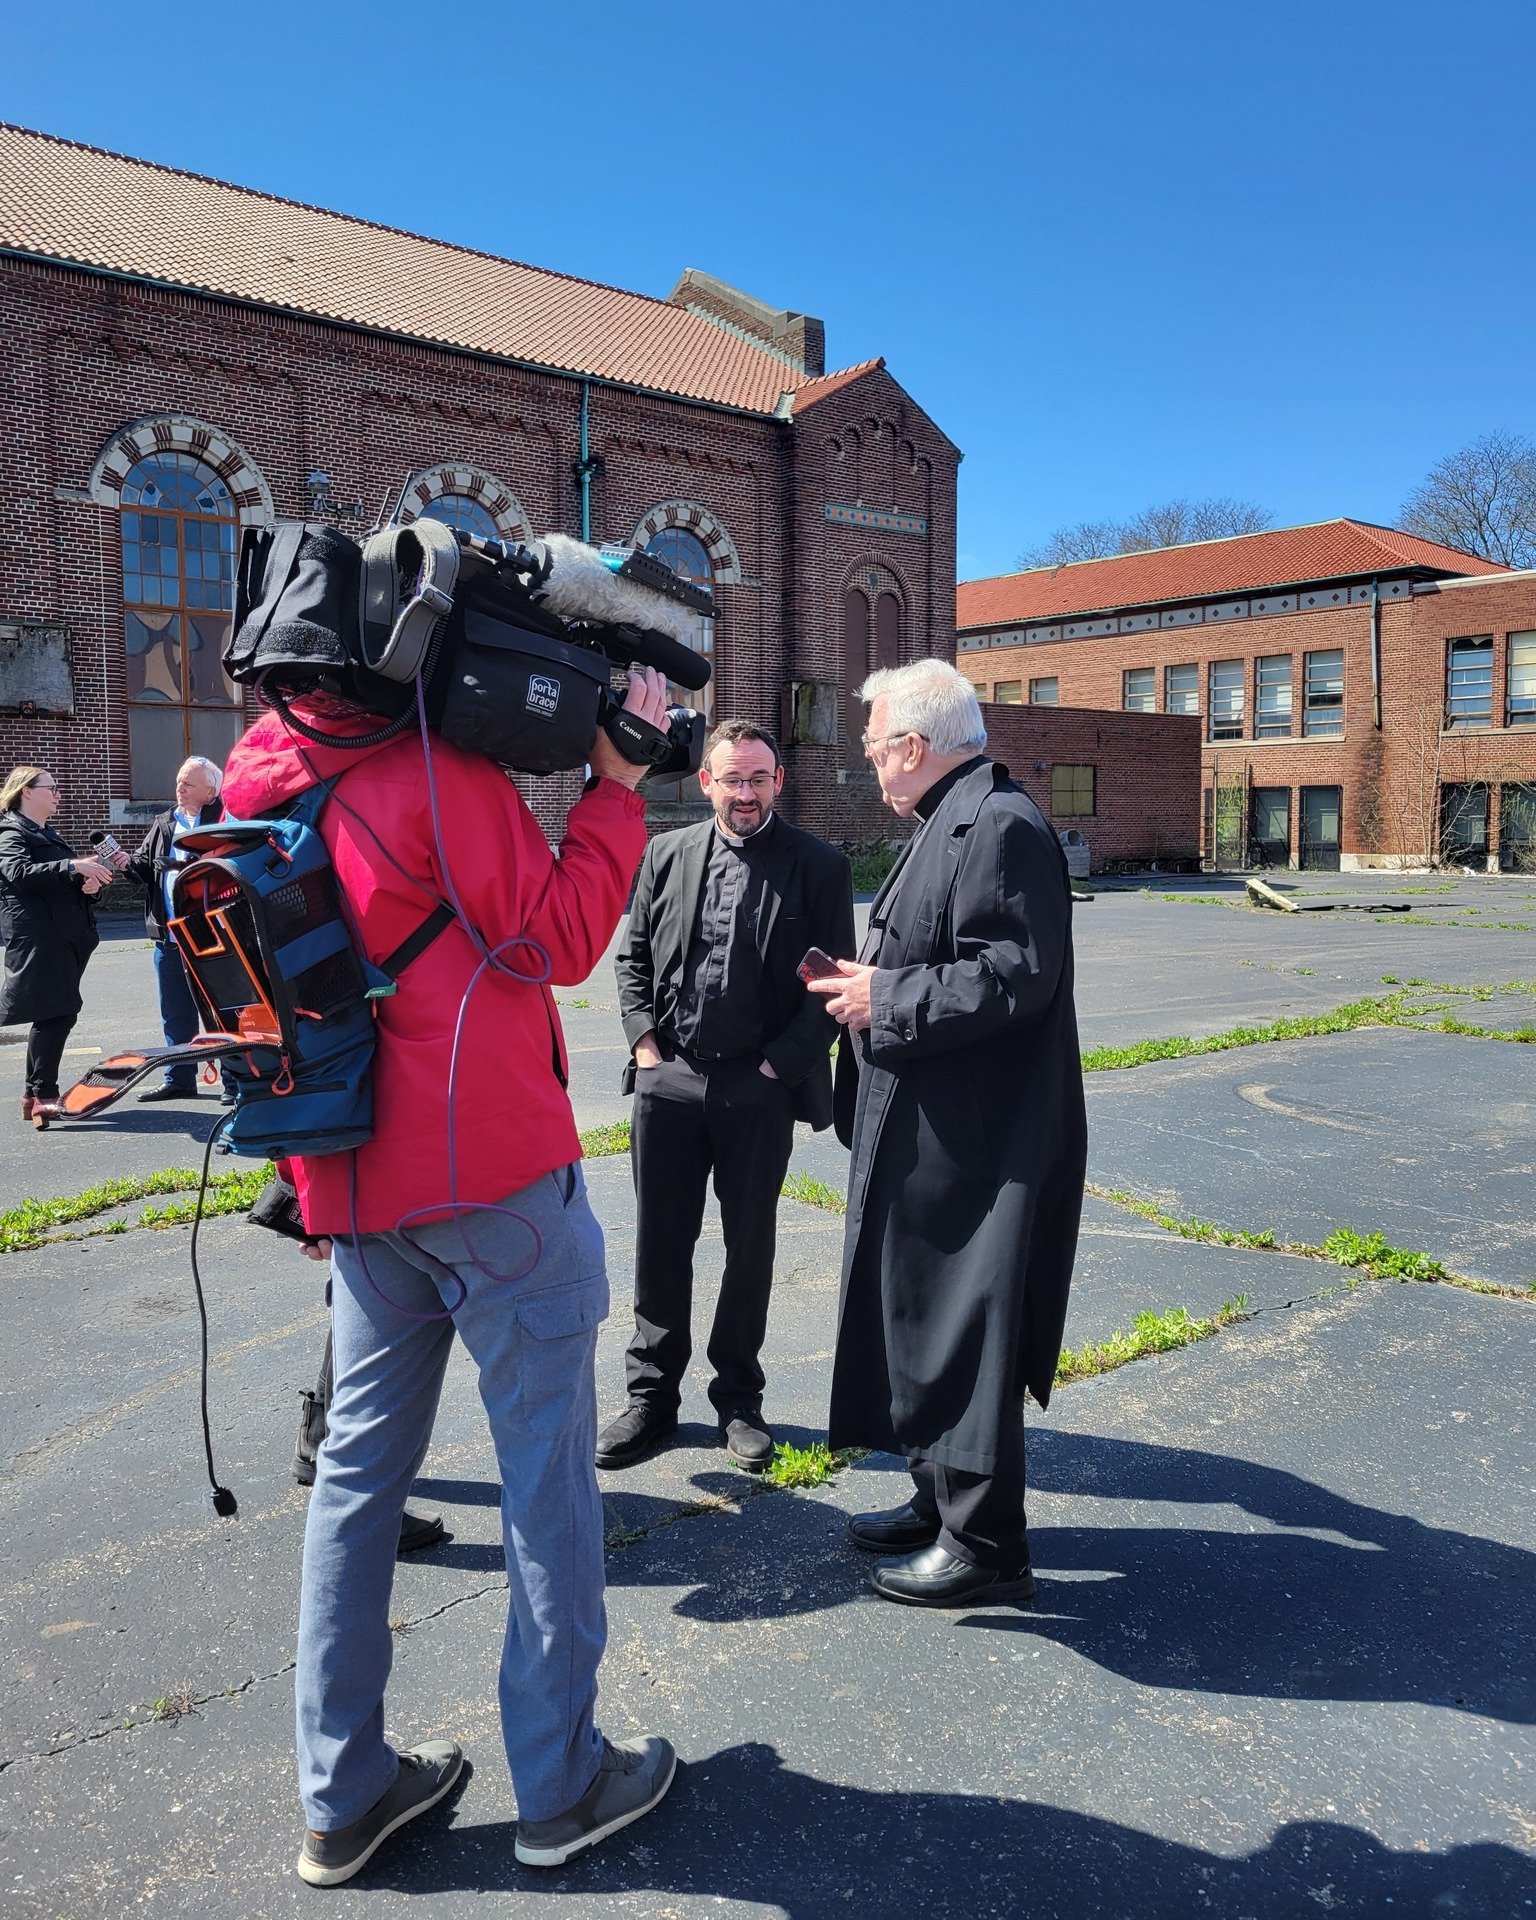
[667,269,825,377]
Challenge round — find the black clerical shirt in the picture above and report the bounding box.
[668,813,778,1059]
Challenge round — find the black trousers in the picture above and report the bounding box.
[625,1049,796,1417]
[909,1415,1028,1573]
[25,1012,76,1098]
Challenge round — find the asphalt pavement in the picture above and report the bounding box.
[1,879,1533,1918]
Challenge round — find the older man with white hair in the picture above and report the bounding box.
[122,755,229,1101]
[806,660,1087,1607]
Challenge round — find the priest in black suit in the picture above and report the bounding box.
[808,660,1087,1608]
[600,721,855,1474]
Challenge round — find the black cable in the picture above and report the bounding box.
[257,673,414,750]
[189,1109,238,1517]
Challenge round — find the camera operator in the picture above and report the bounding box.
[221,666,678,1885]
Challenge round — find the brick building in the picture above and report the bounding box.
[980,703,1200,871]
[0,124,958,845]
[956,521,1536,872]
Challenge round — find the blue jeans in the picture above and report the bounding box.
[295,1165,610,1830]
[152,939,199,1090]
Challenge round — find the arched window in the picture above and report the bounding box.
[874,591,901,671]
[120,452,243,799]
[644,527,715,718]
[842,589,871,755]
[418,492,501,541]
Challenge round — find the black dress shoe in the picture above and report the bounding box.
[139,1083,195,1103]
[595,1402,677,1471]
[719,1412,774,1472]
[847,1500,941,1554]
[397,1504,446,1556]
[869,1543,1036,1608]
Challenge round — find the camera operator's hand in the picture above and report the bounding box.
[301,1237,333,1264]
[588,666,670,790]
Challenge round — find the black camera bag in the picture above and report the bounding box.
[430,574,612,774]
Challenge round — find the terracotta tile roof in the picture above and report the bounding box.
[957,520,1506,628]
[787,357,885,413]
[0,123,838,416]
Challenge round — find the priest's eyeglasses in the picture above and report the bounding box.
[713,772,778,793]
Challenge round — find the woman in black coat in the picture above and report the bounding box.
[0,767,114,1127]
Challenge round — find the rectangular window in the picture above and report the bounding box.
[1209,659,1245,740]
[1250,787,1291,867]
[1255,655,1293,739]
[1051,764,1095,816]
[993,680,1023,704]
[1165,662,1199,715]
[1123,667,1155,712]
[1508,631,1536,726]
[1446,636,1493,727]
[1303,648,1345,737]
[1029,677,1059,705]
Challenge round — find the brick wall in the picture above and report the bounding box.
[979,703,1201,870]
[0,256,958,853]
[958,574,1536,867]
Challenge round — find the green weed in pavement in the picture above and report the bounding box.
[762,1442,859,1489]
[1054,1299,1250,1385]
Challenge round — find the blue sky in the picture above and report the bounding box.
[6,0,1535,580]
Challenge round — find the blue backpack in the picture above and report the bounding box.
[167,785,450,1159]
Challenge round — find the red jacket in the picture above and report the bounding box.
[222,707,647,1235]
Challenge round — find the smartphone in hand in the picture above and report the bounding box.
[797,946,842,984]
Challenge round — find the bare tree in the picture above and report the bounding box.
[1399,431,1536,567]
[1015,519,1125,567]
[1119,497,1272,552]
[1018,497,1273,570]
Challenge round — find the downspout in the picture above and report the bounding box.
[577,377,593,542]
[1369,575,1382,729]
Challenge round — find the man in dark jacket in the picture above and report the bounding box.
[808,660,1086,1608]
[121,756,226,1101]
[600,720,855,1473]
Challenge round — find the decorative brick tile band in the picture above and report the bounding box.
[824,504,926,537]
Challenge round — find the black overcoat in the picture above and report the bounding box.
[0,813,99,1026]
[614,813,855,1128]
[827,758,1087,1475]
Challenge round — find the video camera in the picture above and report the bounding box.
[224,511,714,779]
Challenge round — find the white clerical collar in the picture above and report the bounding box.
[716,810,775,850]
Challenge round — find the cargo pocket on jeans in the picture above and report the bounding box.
[516,1276,609,1341]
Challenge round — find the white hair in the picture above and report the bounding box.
[859,659,987,757]
[178,756,223,793]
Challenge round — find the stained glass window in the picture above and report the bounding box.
[120,452,242,799]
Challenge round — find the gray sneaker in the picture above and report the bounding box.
[515,1734,677,1868]
[296,1740,464,1887]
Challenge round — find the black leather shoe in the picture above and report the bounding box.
[397,1503,446,1556]
[595,1403,677,1471]
[719,1412,774,1472]
[138,1083,195,1103]
[847,1501,940,1554]
[869,1543,1036,1608]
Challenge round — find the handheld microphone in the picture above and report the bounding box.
[90,830,124,860]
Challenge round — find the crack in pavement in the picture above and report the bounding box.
[0,1489,772,1775]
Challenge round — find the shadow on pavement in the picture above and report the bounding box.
[370,1742,1536,1916]
[424,1432,1535,1727]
